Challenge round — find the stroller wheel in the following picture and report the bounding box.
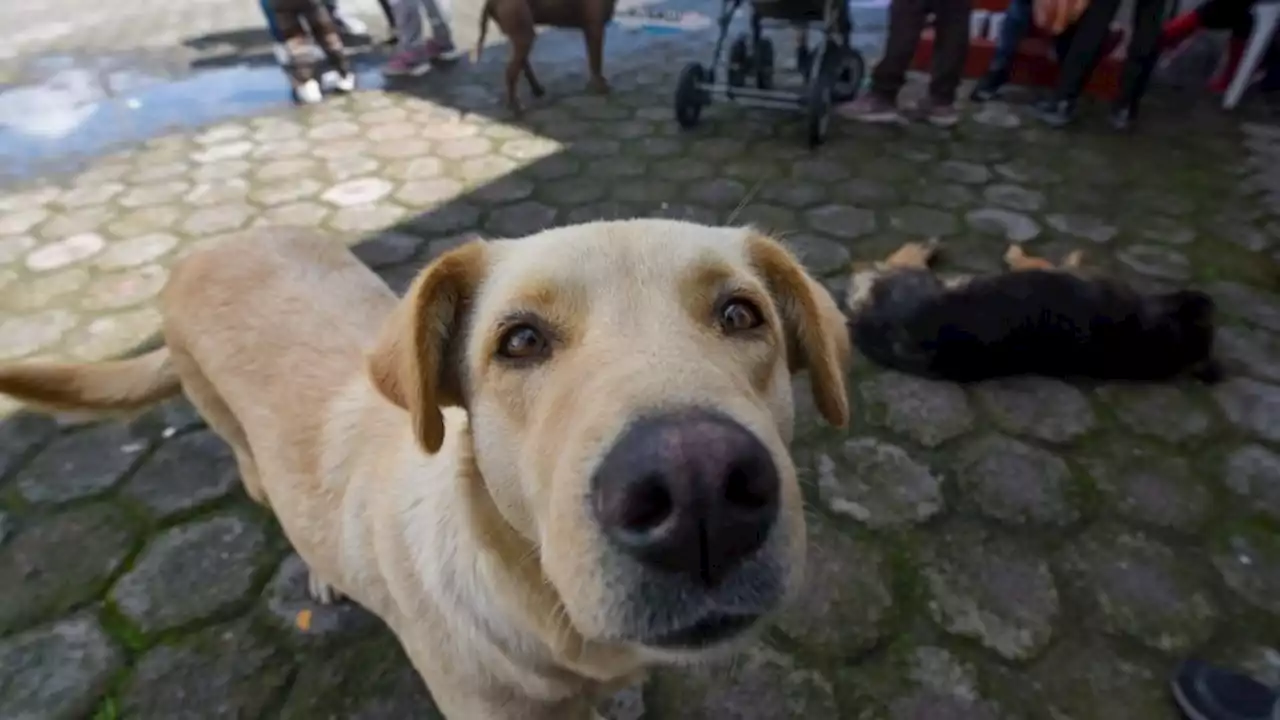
[728,34,750,88]
[675,62,708,130]
[832,49,866,104]
[807,52,838,148]
[755,37,775,90]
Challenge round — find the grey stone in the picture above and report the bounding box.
[351,232,422,269]
[0,616,122,720]
[830,178,899,206]
[965,208,1041,242]
[782,233,852,276]
[264,553,380,642]
[599,685,645,720]
[888,206,960,236]
[815,437,944,527]
[1117,245,1192,281]
[120,620,293,720]
[914,182,978,210]
[0,413,58,479]
[1058,525,1218,652]
[15,422,147,503]
[121,430,240,518]
[1046,213,1118,243]
[484,201,559,238]
[1215,377,1280,442]
[776,518,892,655]
[1098,384,1213,442]
[860,372,975,448]
[972,377,1096,443]
[983,184,1045,212]
[995,160,1063,185]
[935,161,991,185]
[0,503,136,634]
[1137,216,1197,246]
[110,513,269,633]
[954,435,1079,526]
[1083,444,1210,531]
[688,178,748,208]
[1208,281,1280,333]
[1218,326,1280,383]
[1215,528,1280,615]
[805,204,877,239]
[651,645,837,719]
[1030,639,1170,720]
[923,524,1059,660]
[278,632,441,720]
[1226,445,1280,521]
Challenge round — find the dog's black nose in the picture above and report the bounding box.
[591,409,780,587]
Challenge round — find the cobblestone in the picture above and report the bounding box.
[1,7,1280,716]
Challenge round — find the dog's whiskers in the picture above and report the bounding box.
[726,179,766,226]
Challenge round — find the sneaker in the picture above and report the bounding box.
[970,69,1008,103]
[836,94,905,124]
[1033,97,1076,128]
[1108,103,1135,131]
[382,47,432,77]
[1172,659,1280,720]
[423,38,463,63]
[913,96,961,128]
[294,79,323,105]
[331,72,356,93]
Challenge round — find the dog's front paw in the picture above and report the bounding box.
[307,573,345,604]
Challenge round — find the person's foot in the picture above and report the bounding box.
[331,7,369,35]
[913,96,961,128]
[836,94,906,124]
[1172,659,1280,720]
[970,69,1008,102]
[423,38,463,62]
[382,47,432,77]
[294,79,324,105]
[1033,98,1076,128]
[1109,103,1135,131]
[331,72,357,93]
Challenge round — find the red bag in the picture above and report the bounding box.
[1034,0,1090,35]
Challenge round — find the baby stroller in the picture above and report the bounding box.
[674,0,866,147]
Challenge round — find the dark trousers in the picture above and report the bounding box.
[272,0,352,86]
[1196,0,1255,37]
[872,0,973,104]
[1054,0,1168,105]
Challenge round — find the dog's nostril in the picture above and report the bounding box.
[723,462,773,511]
[619,476,674,532]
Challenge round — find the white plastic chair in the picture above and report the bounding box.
[1223,0,1280,109]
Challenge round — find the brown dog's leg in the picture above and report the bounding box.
[883,238,941,270]
[1005,243,1084,271]
[583,20,609,93]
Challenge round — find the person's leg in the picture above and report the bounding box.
[973,0,1034,100]
[275,5,324,103]
[1110,0,1168,126]
[418,0,461,57]
[1208,7,1255,92]
[925,0,973,112]
[383,0,432,76]
[1035,0,1123,125]
[325,0,370,34]
[840,0,928,121]
[303,2,356,90]
[261,0,286,42]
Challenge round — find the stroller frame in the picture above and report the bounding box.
[674,0,866,146]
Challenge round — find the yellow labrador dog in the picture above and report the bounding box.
[0,219,851,719]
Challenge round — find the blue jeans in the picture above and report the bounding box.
[261,0,285,42]
[988,0,1075,76]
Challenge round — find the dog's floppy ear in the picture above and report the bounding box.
[746,231,852,427]
[368,241,488,453]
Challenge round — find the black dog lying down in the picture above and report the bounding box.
[845,241,1221,383]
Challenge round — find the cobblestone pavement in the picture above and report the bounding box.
[6,5,1280,718]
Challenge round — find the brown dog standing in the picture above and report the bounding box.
[475,0,617,113]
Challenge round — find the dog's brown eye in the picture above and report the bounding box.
[498,325,549,361]
[719,299,764,333]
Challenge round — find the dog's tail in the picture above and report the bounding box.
[0,348,181,416]
[473,0,491,64]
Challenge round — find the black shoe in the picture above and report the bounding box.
[970,70,1009,103]
[1172,659,1279,720]
[1109,104,1135,131]
[1033,98,1076,128]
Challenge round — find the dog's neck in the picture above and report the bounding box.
[455,431,642,686]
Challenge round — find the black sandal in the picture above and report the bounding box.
[1172,659,1280,720]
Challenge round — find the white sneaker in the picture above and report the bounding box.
[331,72,356,93]
[295,79,323,104]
